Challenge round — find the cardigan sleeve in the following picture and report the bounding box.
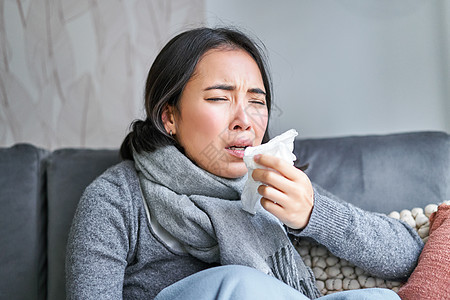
[65,176,133,300]
[288,185,424,281]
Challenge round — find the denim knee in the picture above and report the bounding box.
[200,265,305,300]
[155,265,307,300]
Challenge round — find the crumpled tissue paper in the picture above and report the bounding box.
[241,129,298,214]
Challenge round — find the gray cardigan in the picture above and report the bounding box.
[66,161,423,299]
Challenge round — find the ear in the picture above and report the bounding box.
[161,104,176,135]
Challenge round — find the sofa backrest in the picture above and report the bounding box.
[294,131,450,213]
[0,144,120,300]
[0,144,49,300]
[46,148,120,300]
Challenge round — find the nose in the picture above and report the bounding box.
[230,103,252,131]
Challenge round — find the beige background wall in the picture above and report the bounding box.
[0,0,204,149]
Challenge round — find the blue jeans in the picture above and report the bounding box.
[155,265,400,300]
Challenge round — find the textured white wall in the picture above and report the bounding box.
[2,1,448,150]
[0,0,205,149]
[206,0,450,138]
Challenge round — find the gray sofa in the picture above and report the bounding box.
[1,131,449,300]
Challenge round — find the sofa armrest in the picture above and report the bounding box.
[0,144,49,300]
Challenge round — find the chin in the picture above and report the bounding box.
[215,163,248,179]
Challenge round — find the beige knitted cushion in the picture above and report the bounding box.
[294,201,450,295]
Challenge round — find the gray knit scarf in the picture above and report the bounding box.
[134,145,321,299]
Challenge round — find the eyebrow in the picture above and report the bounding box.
[248,87,266,95]
[204,84,266,95]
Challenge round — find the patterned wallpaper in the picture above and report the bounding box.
[0,0,205,149]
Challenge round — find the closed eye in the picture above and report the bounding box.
[249,99,266,105]
[206,97,228,101]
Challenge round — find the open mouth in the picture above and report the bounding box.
[225,143,252,158]
[226,146,249,151]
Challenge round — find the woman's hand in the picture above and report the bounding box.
[251,154,314,230]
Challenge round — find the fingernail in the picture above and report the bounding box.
[254,154,261,161]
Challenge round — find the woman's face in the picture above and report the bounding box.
[164,48,268,178]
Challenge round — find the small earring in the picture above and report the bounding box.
[169,130,173,136]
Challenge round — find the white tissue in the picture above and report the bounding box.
[241,129,298,214]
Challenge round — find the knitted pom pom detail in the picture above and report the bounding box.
[294,201,450,295]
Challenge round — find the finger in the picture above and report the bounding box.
[252,168,292,192]
[257,184,288,206]
[254,154,302,181]
[260,197,285,215]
